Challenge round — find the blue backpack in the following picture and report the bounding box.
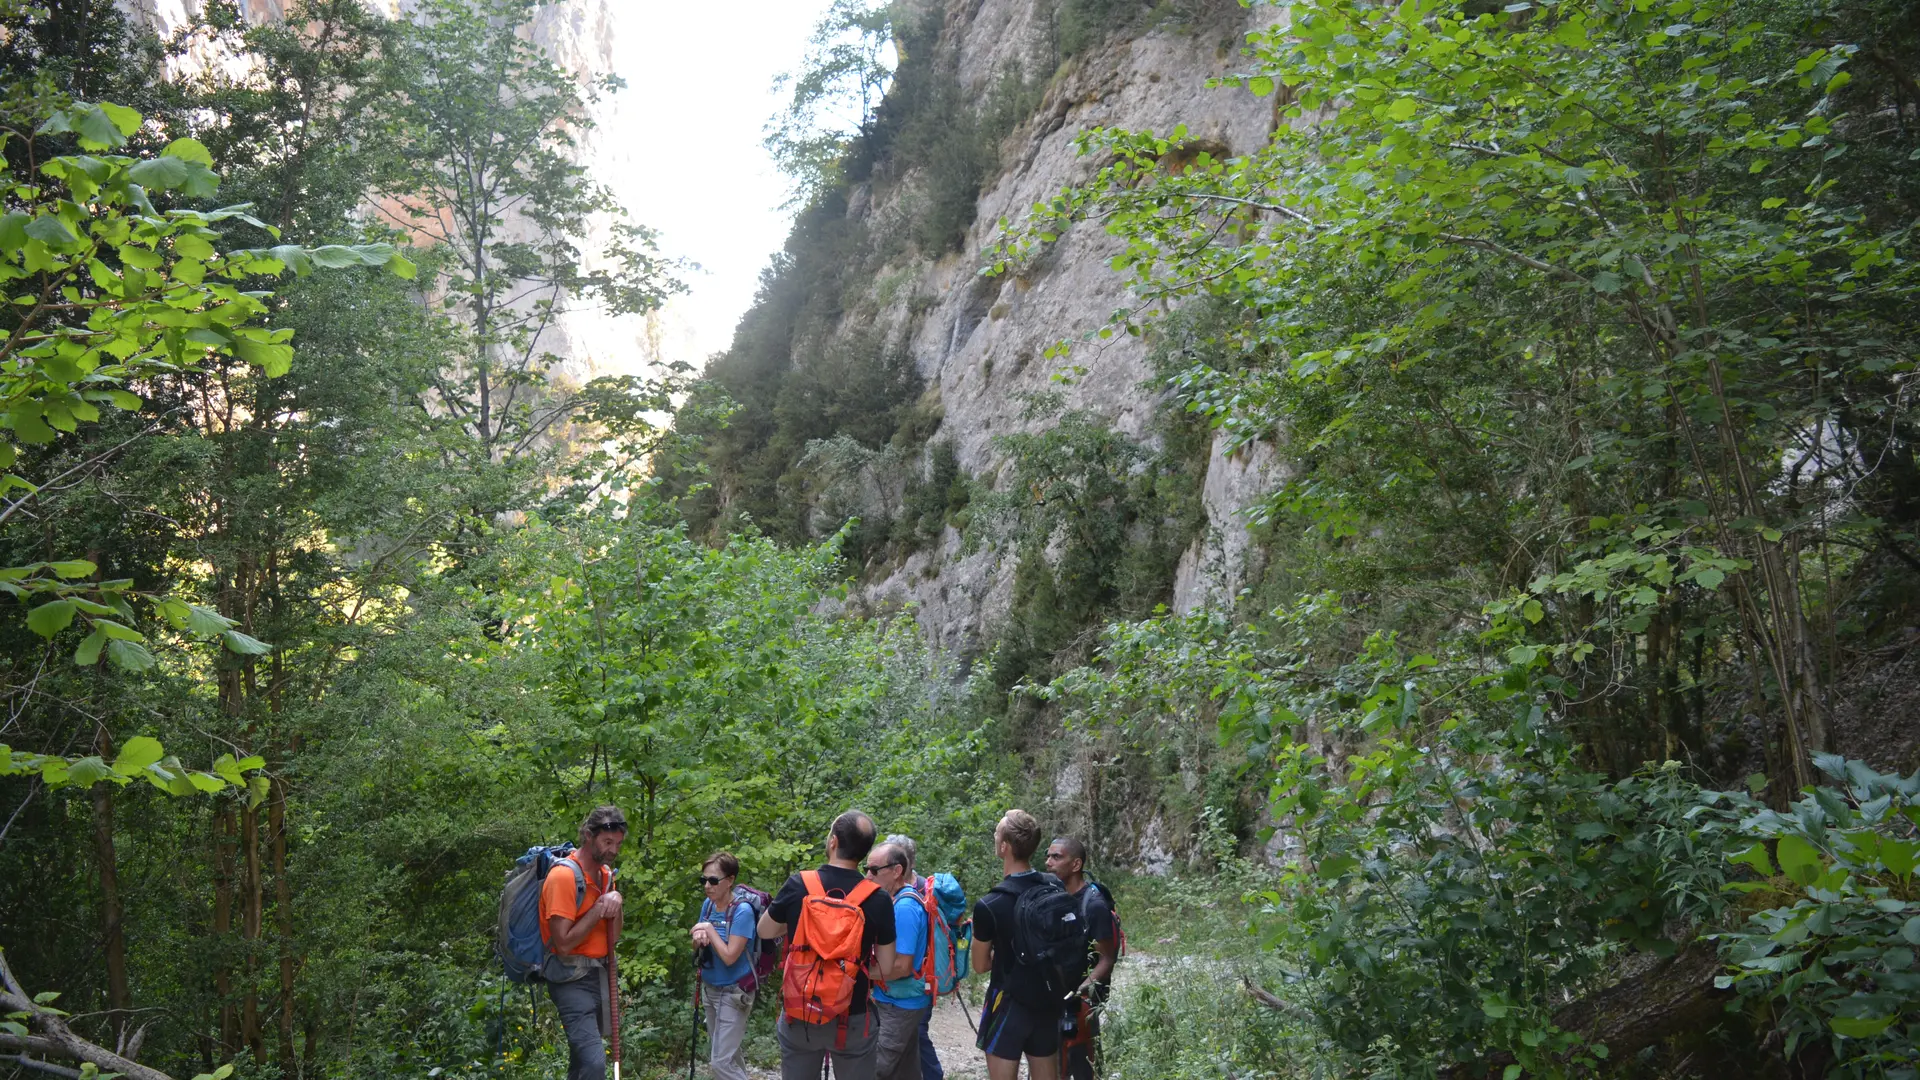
[926,872,971,991]
[496,844,596,983]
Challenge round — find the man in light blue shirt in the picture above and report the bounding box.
[886,833,945,1080]
[866,839,930,1080]
[692,852,758,1080]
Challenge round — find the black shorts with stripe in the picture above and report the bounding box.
[975,985,1061,1061]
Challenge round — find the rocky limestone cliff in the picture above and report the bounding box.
[846,0,1287,657]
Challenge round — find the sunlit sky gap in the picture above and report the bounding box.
[598,1,865,368]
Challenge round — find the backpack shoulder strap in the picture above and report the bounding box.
[800,870,824,899]
[995,874,1042,899]
[558,856,588,913]
[846,878,880,907]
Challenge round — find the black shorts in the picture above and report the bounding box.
[975,985,1061,1060]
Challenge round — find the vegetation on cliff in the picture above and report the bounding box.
[997,0,1920,1073]
[4,0,1920,1078]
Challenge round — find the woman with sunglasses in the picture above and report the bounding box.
[692,852,757,1080]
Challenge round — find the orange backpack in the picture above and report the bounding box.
[780,870,880,1025]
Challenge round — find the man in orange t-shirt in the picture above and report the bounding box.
[541,805,627,1080]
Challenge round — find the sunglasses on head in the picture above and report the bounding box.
[699,875,726,886]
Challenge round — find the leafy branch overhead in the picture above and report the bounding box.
[0,734,268,801]
[2,98,408,674]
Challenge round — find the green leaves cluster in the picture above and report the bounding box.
[1715,754,1920,1071]
[1,96,403,677]
[996,0,1920,789]
[486,493,958,982]
[0,734,266,800]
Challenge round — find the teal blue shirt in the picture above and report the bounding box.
[875,889,931,1009]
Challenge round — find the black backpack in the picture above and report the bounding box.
[1081,877,1126,959]
[990,873,1086,1008]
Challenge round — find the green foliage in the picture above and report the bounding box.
[972,394,1208,693]
[373,0,681,475]
[997,0,1920,789]
[0,736,265,796]
[487,496,937,978]
[765,0,898,207]
[894,438,971,548]
[0,86,403,680]
[1716,753,1920,1072]
[1100,949,1338,1080]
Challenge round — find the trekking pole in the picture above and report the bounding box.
[688,975,700,1080]
[608,954,623,1080]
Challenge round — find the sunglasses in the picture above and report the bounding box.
[699,875,727,886]
[862,862,900,876]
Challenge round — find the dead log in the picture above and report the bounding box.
[6,1051,85,1078]
[0,949,176,1080]
[1455,942,1733,1077]
[1241,941,1733,1077]
[1546,940,1732,1056]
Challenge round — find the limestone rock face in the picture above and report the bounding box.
[854,1,1286,656]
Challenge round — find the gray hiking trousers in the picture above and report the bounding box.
[704,983,755,1080]
[777,1012,877,1080]
[873,999,925,1080]
[549,968,609,1080]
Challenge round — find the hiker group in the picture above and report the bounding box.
[500,805,1123,1080]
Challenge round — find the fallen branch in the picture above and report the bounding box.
[1240,974,1310,1019]
[1444,941,1732,1078]
[0,948,176,1080]
[6,1051,85,1078]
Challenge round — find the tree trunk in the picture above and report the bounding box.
[271,776,296,1078]
[2,951,174,1080]
[92,728,129,1038]
[1430,942,1734,1078]
[241,797,264,1063]
[213,802,237,1055]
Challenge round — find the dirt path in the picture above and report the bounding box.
[925,989,988,1080]
[740,993,984,1080]
[741,960,1149,1080]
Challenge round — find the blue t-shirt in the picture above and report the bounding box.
[875,889,931,1009]
[698,897,758,988]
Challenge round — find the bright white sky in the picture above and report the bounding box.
[596,1,842,368]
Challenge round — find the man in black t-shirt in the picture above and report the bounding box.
[1045,836,1117,1080]
[760,809,898,1080]
[970,808,1062,1080]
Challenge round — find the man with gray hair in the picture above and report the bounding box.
[867,836,930,1080]
[886,834,945,1080]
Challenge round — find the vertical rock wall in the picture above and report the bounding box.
[852,0,1287,657]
